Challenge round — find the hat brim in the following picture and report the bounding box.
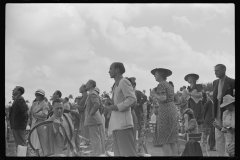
[184,74,199,81]
[35,91,45,96]
[220,100,234,108]
[151,68,172,77]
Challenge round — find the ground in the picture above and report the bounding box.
[6,134,218,157]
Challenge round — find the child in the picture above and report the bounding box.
[220,95,235,157]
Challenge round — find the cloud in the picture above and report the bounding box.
[172,15,205,29]
[5,4,235,102]
[221,26,234,35]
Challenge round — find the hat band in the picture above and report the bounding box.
[36,91,44,95]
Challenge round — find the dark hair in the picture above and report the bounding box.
[17,86,25,95]
[169,81,174,88]
[215,64,226,72]
[89,80,96,88]
[52,98,63,105]
[113,62,125,74]
[55,90,62,98]
[64,97,69,102]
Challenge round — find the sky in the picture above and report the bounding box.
[5,3,235,104]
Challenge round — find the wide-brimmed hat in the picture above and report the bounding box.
[151,68,172,77]
[220,94,235,108]
[184,73,199,81]
[35,89,45,96]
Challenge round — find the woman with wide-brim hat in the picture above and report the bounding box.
[150,68,179,156]
[184,73,204,126]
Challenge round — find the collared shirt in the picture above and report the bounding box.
[216,75,226,121]
[217,75,226,102]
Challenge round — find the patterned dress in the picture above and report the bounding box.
[153,81,178,146]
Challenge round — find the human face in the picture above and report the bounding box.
[53,102,64,118]
[12,87,20,96]
[214,66,225,78]
[187,76,195,84]
[79,85,86,93]
[35,93,44,101]
[154,71,162,82]
[109,63,117,78]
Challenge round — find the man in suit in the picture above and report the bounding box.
[203,91,215,151]
[9,86,29,152]
[131,81,147,139]
[212,64,235,156]
[84,80,105,156]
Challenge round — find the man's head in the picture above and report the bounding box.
[12,86,25,97]
[79,84,87,93]
[214,64,226,78]
[53,90,62,100]
[86,80,96,91]
[52,98,64,118]
[63,97,69,103]
[109,62,125,78]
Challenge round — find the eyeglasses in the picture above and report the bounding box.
[35,94,42,97]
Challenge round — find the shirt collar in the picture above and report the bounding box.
[219,75,226,82]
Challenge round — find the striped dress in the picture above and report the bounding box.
[153,81,178,146]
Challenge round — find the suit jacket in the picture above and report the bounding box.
[213,76,235,119]
[84,91,102,126]
[9,95,29,129]
[203,99,214,126]
[182,139,203,156]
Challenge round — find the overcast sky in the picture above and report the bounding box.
[5,3,235,104]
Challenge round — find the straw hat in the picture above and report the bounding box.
[220,94,235,108]
[35,89,45,96]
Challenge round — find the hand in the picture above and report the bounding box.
[105,105,118,111]
[213,121,222,130]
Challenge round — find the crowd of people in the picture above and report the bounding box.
[5,62,235,157]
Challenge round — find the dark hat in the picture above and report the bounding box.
[151,68,172,77]
[184,73,199,81]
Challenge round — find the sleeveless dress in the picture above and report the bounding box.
[187,84,204,125]
[153,81,178,146]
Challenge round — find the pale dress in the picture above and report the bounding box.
[29,100,49,149]
[153,81,178,146]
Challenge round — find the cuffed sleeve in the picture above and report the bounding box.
[116,79,137,112]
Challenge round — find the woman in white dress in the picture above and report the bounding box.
[29,89,49,155]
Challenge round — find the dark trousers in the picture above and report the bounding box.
[113,128,137,156]
[12,129,26,152]
[134,106,143,138]
[208,125,216,149]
